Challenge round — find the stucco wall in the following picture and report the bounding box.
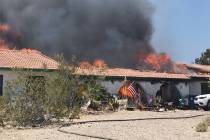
[0,71,17,92]
[0,70,46,95]
[101,81,123,94]
[176,82,189,97]
[101,80,190,98]
[0,69,204,98]
[189,81,204,96]
[138,82,161,96]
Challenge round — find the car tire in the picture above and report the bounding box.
[204,101,210,111]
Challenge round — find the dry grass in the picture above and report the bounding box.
[204,116,210,126]
[195,116,210,132]
[196,122,208,132]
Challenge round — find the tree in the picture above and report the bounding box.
[195,49,210,65]
[3,70,47,126]
[0,55,108,126]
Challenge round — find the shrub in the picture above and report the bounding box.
[204,116,210,126]
[196,122,208,132]
[109,99,119,111]
[0,96,6,126]
[1,55,106,126]
[81,76,109,102]
[4,71,46,126]
[89,100,101,111]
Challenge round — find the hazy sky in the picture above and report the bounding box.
[150,0,210,63]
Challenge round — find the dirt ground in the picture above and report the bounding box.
[1,110,210,140]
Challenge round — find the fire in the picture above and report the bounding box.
[0,40,9,50]
[93,59,108,68]
[79,59,108,69]
[0,24,10,32]
[143,53,172,70]
[0,23,38,53]
[79,61,92,69]
[20,48,39,53]
[118,81,133,97]
[0,24,10,50]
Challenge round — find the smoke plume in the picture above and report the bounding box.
[0,0,155,68]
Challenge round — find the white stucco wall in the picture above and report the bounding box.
[189,81,206,96]
[176,82,189,97]
[101,80,190,98]
[138,82,162,96]
[101,81,124,94]
[101,81,162,96]
[0,69,205,98]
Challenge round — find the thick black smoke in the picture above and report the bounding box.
[0,0,154,68]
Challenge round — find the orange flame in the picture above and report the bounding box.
[144,53,171,70]
[0,23,38,53]
[0,24,10,32]
[20,48,39,53]
[118,81,134,97]
[0,40,10,50]
[93,59,108,68]
[79,59,108,69]
[79,61,92,69]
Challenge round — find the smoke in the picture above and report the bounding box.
[0,0,155,68]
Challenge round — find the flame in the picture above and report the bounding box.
[79,59,108,69]
[118,81,134,97]
[93,59,108,68]
[0,24,10,32]
[175,63,188,71]
[20,48,39,53]
[0,40,10,50]
[79,61,92,69]
[0,23,38,53]
[144,53,172,70]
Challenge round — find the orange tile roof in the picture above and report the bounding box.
[0,50,209,80]
[184,64,210,73]
[188,73,210,78]
[76,68,191,79]
[0,50,58,70]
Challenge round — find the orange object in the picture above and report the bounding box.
[118,81,133,97]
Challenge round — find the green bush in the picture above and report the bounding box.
[109,99,119,111]
[45,55,86,120]
[89,100,101,111]
[1,55,107,126]
[4,71,46,126]
[196,122,208,132]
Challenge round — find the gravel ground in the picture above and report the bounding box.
[1,110,210,140]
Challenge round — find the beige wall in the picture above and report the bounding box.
[0,70,47,95]
[0,71,17,91]
[101,80,190,97]
[138,82,162,96]
[176,82,189,97]
[0,70,204,97]
[189,81,206,96]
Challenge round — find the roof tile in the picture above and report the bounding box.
[0,50,58,70]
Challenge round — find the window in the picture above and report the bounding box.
[0,75,3,96]
[201,83,210,95]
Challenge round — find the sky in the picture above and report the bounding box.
[150,0,210,63]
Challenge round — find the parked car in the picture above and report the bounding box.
[194,94,210,111]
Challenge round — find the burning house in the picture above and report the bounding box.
[0,49,209,108]
[77,66,210,107]
[0,49,58,96]
[0,0,210,108]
